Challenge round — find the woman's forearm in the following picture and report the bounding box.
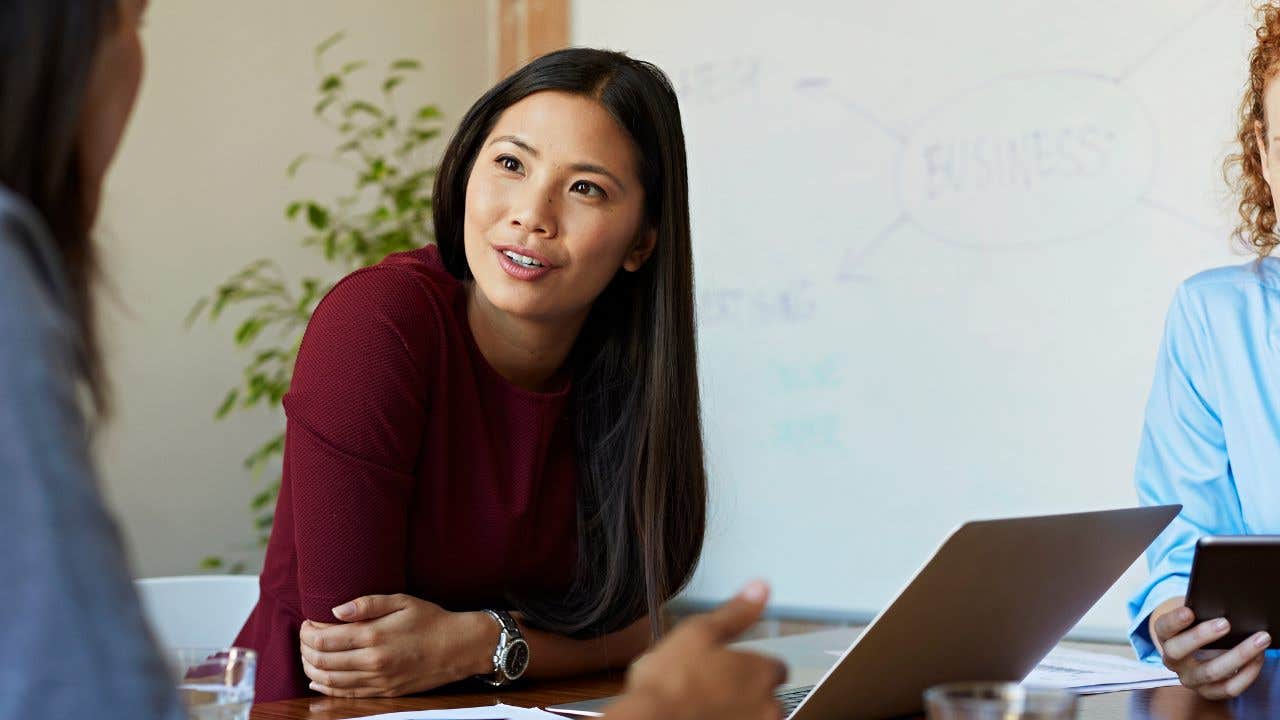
[455,612,653,680]
[520,615,652,678]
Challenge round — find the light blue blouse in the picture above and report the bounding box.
[1129,258,1280,661]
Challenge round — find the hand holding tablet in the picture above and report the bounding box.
[1148,536,1280,700]
[1186,536,1280,649]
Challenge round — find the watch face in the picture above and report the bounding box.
[502,639,530,679]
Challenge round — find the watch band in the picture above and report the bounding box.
[476,609,529,687]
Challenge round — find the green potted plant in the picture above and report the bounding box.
[188,32,444,571]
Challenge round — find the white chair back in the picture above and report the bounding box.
[135,575,260,650]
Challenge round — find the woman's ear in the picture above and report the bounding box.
[622,227,657,272]
[1257,120,1272,189]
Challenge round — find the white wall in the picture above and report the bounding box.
[97,0,491,577]
[574,0,1251,639]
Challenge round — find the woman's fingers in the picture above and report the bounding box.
[308,682,382,699]
[301,655,382,690]
[300,621,374,652]
[1162,618,1231,663]
[1181,631,1270,688]
[1153,606,1195,643]
[332,594,408,622]
[1197,653,1267,700]
[299,643,380,672]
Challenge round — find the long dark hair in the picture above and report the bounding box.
[433,48,706,638]
[0,0,116,415]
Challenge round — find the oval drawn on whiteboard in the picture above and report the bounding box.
[895,71,1156,248]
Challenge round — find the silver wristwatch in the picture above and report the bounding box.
[476,609,530,686]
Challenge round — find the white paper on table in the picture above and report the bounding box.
[820,646,1179,696]
[339,703,566,720]
[1020,646,1179,695]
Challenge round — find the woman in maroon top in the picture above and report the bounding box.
[235,47,723,704]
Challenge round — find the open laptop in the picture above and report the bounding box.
[548,505,1180,720]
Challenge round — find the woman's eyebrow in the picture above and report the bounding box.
[489,135,627,192]
[490,135,539,156]
[570,162,626,192]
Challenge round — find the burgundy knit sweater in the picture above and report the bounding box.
[234,245,579,701]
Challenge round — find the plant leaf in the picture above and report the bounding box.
[313,95,337,116]
[287,154,310,177]
[184,297,209,328]
[234,317,265,346]
[306,203,330,230]
[344,100,383,119]
[215,388,239,419]
[383,76,404,94]
[391,59,422,71]
[340,60,367,75]
[250,488,277,510]
[416,105,441,120]
[315,31,345,58]
[200,556,225,570]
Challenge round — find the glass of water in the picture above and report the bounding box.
[171,647,256,720]
[924,683,1076,719]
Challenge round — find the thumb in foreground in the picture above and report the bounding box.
[703,579,770,642]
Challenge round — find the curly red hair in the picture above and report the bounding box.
[1228,3,1280,256]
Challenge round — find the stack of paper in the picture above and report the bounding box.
[340,703,566,720]
[1022,646,1179,695]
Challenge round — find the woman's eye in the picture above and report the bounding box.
[571,180,606,198]
[497,155,523,173]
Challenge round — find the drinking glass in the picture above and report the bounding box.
[171,647,256,720]
[924,682,1076,720]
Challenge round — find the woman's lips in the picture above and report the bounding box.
[496,247,555,281]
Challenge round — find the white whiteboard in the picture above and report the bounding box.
[573,0,1250,639]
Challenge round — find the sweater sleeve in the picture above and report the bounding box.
[1127,283,1242,661]
[282,267,438,622]
[0,231,182,720]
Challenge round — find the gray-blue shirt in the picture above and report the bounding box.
[0,186,183,720]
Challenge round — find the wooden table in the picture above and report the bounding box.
[250,672,623,720]
[250,642,1280,720]
[250,662,1280,719]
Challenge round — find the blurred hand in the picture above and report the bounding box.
[1151,598,1269,700]
[299,593,489,698]
[604,580,788,720]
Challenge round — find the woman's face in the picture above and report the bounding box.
[79,0,147,222]
[463,90,656,324]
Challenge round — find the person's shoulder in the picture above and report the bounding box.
[0,202,80,427]
[1174,258,1280,315]
[319,245,458,329]
[0,203,67,343]
[1179,258,1280,294]
[302,245,460,371]
[1161,259,1280,361]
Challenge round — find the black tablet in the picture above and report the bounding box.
[1186,535,1280,650]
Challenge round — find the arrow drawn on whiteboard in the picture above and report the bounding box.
[837,212,910,285]
[679,1,1229,304]
[1112,0,1228,81]
[1138,196,1222,238]
[794,77,908,146]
